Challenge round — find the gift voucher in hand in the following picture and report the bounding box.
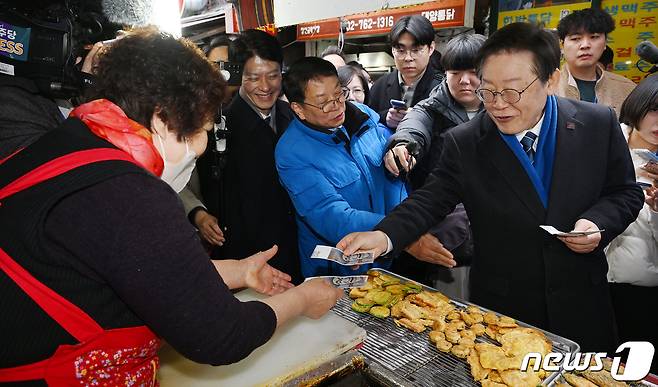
[540,225,604,237]
[310,245,374,266]
[305,275,369,289]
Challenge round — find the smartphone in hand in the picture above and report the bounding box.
[390,99,407,110]
[634,149,658,163]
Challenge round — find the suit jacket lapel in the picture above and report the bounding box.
[480,115,546,221]
[546,98,582,221]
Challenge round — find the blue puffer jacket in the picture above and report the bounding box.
[275,102,407,277]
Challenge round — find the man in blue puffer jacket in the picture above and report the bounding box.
[276,57,407,278]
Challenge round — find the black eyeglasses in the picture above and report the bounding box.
[475,77,539,104]
[302,88,349,113]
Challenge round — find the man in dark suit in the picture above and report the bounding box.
[339,23,644,352]
[190,29,302,284]
[369,15,442,130]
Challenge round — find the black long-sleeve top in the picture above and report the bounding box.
[1,171,277,377]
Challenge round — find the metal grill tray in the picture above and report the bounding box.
[332,268,580,387]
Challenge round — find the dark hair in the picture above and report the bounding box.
[283,57,338,104]
[338,65,370,104]
[475,22,560,83]
[557,7,615,40]
[441,33,486,71]
[599,45,614,67]
[321,45,346,61]
[346,60,363,69]
[88,28,225,140]
[389,15,435,47]
[620,74,658,129]
[429,50,444,73]
[231,29,283,66]
[204,34,233,57]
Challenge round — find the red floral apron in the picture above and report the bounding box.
[0,148,161,386]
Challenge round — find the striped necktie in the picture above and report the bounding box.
[520,132,538,163]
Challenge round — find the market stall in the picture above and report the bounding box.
[158,269,656,386]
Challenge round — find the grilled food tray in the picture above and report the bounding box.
[332,268,580,387]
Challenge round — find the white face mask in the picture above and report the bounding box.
[155,134,197,193]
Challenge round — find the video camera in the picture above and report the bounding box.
[0,0,118,98]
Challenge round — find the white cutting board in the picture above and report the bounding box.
[158,289,365,387]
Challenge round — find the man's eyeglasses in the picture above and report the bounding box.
[475,77,539,104]
[392,46,427,59]
[302,88,349,113]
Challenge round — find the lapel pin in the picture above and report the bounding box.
[566,122,576,130]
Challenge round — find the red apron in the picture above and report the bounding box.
[0,148,161,386]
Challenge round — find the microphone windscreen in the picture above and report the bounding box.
[636,41,658,64]
[101,0,154,27]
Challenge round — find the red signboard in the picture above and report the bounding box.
[297,0,467,41]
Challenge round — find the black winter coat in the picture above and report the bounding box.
[377,97,644,352]
[197,94,302,284]
[368,68,442,127]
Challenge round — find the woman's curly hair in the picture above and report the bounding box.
[87,28,225,140]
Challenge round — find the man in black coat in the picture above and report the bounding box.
[339,23,644,353]
[189,30,302,284]
[368,15,442,130]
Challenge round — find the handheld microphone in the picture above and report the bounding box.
[636,41,658,65]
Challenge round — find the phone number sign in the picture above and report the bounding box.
[297,0,467,40]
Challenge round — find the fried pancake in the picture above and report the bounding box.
[390,299,404,317]
[466,305,484,315]
[447,320,466,331]
[499,327,552,358]
[467,348,490,381]
[579,370,628,387]
[460,311,476,325]
[429,330,445,344]
[459,338,476,348]
[497,316,518,328]
[485,326,499,340]
[445,329,461,344]
[447,311,461,320]
[349,288,368,298]
[451,344,470,359]
[563,373,598,387]
[475,343,522,370]
[484,312,499,325]
[469,312,484,324]
[400,301,427,320]
[394,318,426,333]
[471,323,486,336]
[460,329,476,341]
[432,318,447,331]
[488,370,503,383]
[500,369,541,387]
[419,318,435,327]
[436,339,452,352]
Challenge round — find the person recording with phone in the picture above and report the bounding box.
[381,34,486,294]
[368,15,443,130]
[605,74,658,374]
